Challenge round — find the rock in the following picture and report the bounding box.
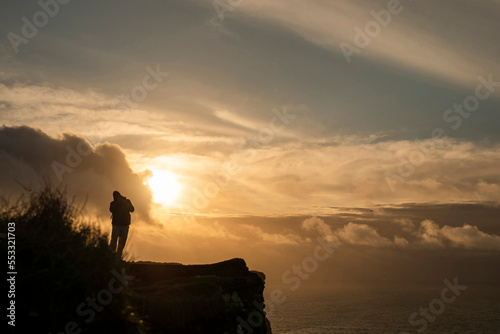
[128,258,272,334]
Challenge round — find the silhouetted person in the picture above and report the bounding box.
[109,191,134,258]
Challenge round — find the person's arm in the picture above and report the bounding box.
[127,199,135,213]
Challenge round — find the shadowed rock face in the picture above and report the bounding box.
[128,258,272,334]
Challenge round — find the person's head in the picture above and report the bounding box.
[113,191,122,200]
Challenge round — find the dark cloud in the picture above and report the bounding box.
[0,125,153,223]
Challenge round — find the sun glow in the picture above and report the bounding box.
[148,170,182,205]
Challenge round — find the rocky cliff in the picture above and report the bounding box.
[128,258,272,334]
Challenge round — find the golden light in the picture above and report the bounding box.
[147,170,182,205]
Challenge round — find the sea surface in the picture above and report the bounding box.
[265,284,500,334]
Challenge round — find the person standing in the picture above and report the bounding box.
[109,191,134,258]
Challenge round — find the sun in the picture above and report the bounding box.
[147,170,182,205]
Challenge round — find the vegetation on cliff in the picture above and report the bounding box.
[1,187,146,333]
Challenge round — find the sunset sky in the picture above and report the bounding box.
[1,0,500,285]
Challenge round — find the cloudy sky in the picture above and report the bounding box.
[1,0,499,285]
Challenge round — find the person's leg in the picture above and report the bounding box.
[116,225,129,258]
[110,224,118,251]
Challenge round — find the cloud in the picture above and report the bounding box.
[0,82,110,108]
[416,219,500,251]
[240,0,500,86]
[301,217,401,247]
[336,222,395,247]
[164,217,243,241]
[394,236,409,247]
[393,218,415,232]
[217,137,500,214]
[0,125,153,223]
[301,216,338,243]
[301,216,500,250]
[0,81,183,146]
[3,123,500,218]
[417,219,444,247]
[241,224,303,245]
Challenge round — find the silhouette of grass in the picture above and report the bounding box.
[1,186,148,333]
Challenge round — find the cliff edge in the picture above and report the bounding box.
[2,189,270,333]
[128,258,272,334]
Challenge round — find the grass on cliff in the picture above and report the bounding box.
[1,186,147,333]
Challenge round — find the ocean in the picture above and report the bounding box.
[265,284,500,334]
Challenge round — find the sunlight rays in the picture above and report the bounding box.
[147,170,182,205]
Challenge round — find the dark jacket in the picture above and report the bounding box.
[109,197,135,226]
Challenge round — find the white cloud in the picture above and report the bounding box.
[301,217,401,247]
[417,219,444,247]
[301,216,338,243]
[300,217,500,250]
[336,222,394,247]
[416,219,500,251]
[394,218,415,232]
[241,0,499,86]
[394,236,409,247]
[241,224,303,245]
